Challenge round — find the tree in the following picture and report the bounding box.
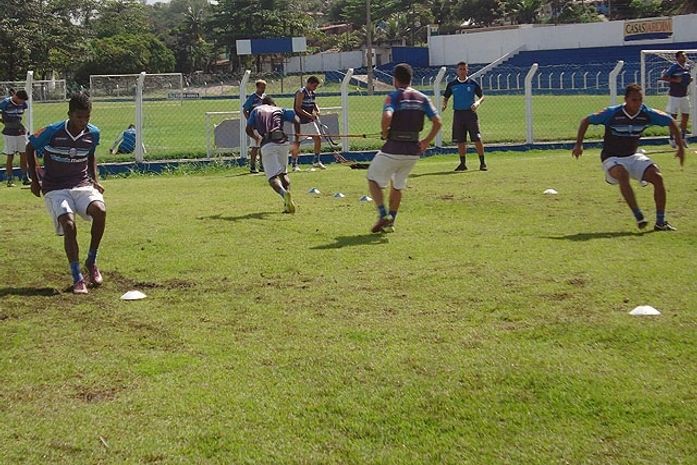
[75,33,175,83]
[91,0,150,38]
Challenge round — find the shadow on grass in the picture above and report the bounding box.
[545,231,649,241]
[312,233,389,249]
[410,170,475,178]
[198,211,276,222]
[0,287,61,297]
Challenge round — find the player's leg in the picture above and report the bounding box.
[58,213,88,293]
[680,113,689,147]
[19,151,30,184]
[5,153,15,187]
[669,113,678,148]
[384,157,417,232]
[250,147,260,173]
[642,165,674,231]
[453,111,467,171]
[85,200,107,285]
[312,135,325,169]
[468,112,487,171]
[608,164,646,229]
[367,152,392,232]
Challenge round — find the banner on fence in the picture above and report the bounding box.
[624,18,672,42]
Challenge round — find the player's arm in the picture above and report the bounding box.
[667,117,685,165]
[441,83,452,111]
[572,117,591,159]
[381,110,393,140]
[88,152,104,193]
[419,115,442,153]
[26,142,42,197]
[472,84,484,111]
[294,92,313,121]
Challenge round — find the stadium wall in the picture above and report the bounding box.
[429,13,697,65]
[286,51,363,73]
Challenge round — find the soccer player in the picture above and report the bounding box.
[1,89,30,186]
[26,93,106,294]
[660,51,692,148]
[246,96,300,214]
[242,79,267,173]
[293,75,324,171]
[572,84,684,231]
[367,63,442,233]
[442,62,487,171]
[109,124,137,154]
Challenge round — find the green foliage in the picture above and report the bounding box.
[75,34,175,83]
[91,0,151,38]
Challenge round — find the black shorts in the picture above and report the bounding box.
[452,110,481,143]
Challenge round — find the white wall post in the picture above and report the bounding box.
[25,71,34,135]
[340,68,354,153]
[239,70,251,160]
[432,66,447,147]
[609,60,624,105]
[525,63,539,145]
[134,72,145,163]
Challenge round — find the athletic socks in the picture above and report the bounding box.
[479,155,485,164]
[313,153,320,164]
[377,205,388,218]
[70,261,84,284]
[389,210,397,222]
[632,208,645,222]
[656,211,666,225]
[86,248,98,266]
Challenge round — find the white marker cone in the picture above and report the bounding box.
[359,195,372,202]
[333,192,345,198]
[629,305,661,316]
[543,188,558,195]
[308,187,321,195]
[120,290,147,301]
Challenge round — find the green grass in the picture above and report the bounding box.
[2,148,697,464]
[23,93,675,164]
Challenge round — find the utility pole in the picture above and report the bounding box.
[366,0,374,96]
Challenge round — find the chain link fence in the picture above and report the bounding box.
[10,63,696,168]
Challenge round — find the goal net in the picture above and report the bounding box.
[640,49,697,96]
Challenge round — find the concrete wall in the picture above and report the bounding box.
[429,14,697,65]
[286,51,363,73]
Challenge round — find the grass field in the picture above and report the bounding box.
[22,93,676,164]
[2,148,697,464]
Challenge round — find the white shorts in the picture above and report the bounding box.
[44,186,105,236]
[3,135,27,155]
[367,151,419,190]
[299,122,321,139]
[602,153,656,185]
[261,143,289,180]
[666,96,691,115]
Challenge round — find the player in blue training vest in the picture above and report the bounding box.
[109,124,137,154]
[442,62,487,171]
[1,89,30,186]
[293,75,324,171]
[242,79,267,173]
[659,51,692,148]
[246,96,301,214]
[366,63,442,233]
[572,84,684,232]
[26,93,107,294]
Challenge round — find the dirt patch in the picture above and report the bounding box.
[74,384,122,403]
[567,277,587,287]
[108,270,195,290]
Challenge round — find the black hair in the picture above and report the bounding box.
[675,51,686,59]
[307,75,320,85]
[14,89,29,100]
[261,95,276,105]
[69,92,92,113]
[625,83,643,98]
[456,61,467,67]
[393,63,413,85]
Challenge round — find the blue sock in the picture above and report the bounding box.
[70,261,83,283]
[377,205,387,218]
[313,154,320,163]
[632,208,644,221]
[389,210,397,221]
[86,248,98,265]
[656,211,665,225]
